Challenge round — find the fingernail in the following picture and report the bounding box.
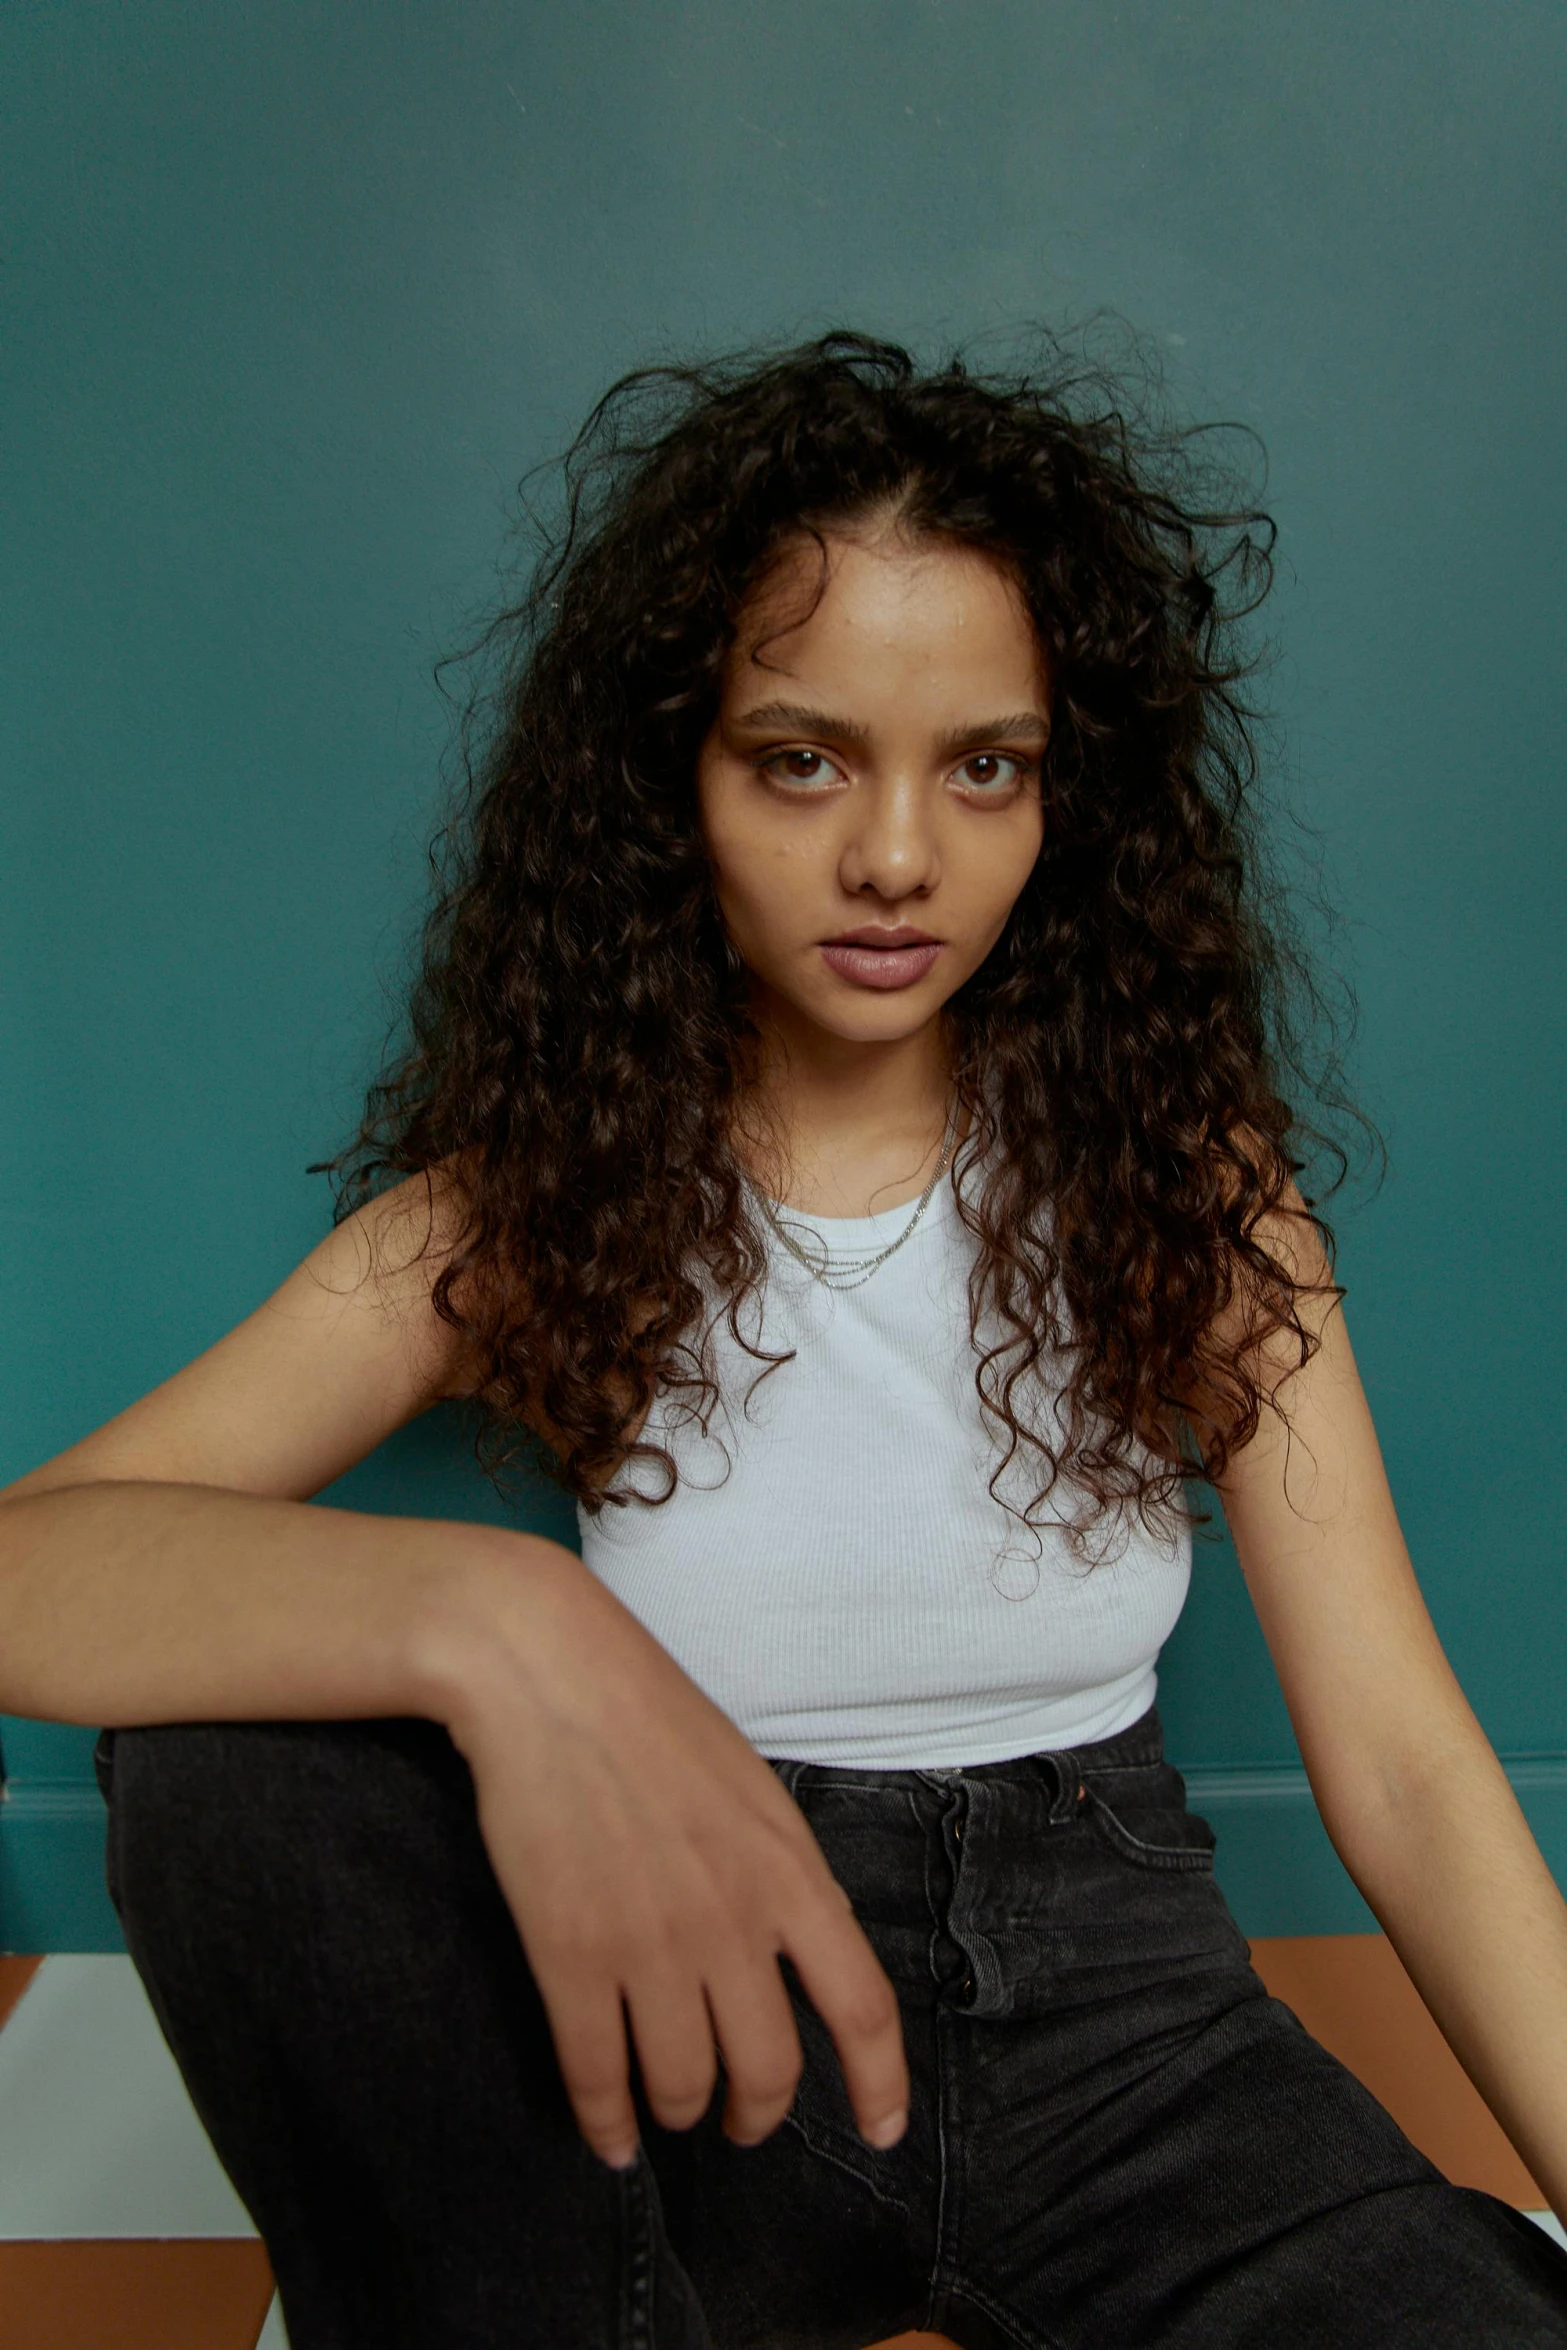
[867,2107,906,2149]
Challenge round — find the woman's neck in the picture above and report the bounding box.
[734,1013,957,1219]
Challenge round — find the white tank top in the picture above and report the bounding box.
[577,1163,1192,1768]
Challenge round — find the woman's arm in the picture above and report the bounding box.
[0,1174,908,2166]
[1200,1186,1567,2218]
[0,1172,498,1724]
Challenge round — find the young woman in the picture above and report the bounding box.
[4,332,1566,2349]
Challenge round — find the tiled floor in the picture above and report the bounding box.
[0,1947,1560,2348]
[0,1954,284,2349]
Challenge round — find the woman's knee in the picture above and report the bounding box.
[100,1715,493,1971]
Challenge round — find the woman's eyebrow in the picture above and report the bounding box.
[933,712,1051,754]
[730,700,872,746]
[730,700,1050,753]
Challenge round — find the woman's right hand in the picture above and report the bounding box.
[423,1534,910,2170]
[0,1164,906,2171]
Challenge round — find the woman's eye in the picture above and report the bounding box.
[762,749,839,787]
[956,753,1025,791]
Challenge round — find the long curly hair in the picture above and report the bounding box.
[315,326,1381,1554]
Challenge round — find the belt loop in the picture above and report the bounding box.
[1043,1748,1085,1823]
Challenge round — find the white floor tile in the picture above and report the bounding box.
[256,2294,292,2347]
[0,1954,256,2239]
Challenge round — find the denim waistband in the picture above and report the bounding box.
[767,1701,1166,1812]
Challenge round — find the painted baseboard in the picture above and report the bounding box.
[0,1786,122,1954]
[6,1756,1567,1954]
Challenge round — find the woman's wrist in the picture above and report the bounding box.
[401,1522,591,1748]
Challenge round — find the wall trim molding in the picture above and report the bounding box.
[6,1751,1567,1824]
[1184,1753,1567,1805]
[0,1783,106,1822]
[1489,1756,1567,1792]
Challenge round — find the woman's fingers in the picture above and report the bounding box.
[455,1560,912,2164]
[624,1961,721,2133]
[538,1926,802,2161]
[628,1912,895,2154]
[533,1843,907,2162]
[542,1979,641,2169]
[700,1949,806,2145]
[543,1893,896,2166]
[782,1894,909,2148]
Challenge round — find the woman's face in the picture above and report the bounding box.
[697,522,1049,1056]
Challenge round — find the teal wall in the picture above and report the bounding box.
[4,2,1564,1949]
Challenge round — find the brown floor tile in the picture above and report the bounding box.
[1251,1931,1541,2205]
[0,2242,945,2350]
[0,2241,275,2350]
[0,1955,43,2032]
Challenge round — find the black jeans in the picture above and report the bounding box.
[96,1707,1567,2348]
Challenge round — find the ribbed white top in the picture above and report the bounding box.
[577,1164,1192,1768]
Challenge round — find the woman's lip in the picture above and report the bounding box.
[819,940,943,990]
[826,927,939,947]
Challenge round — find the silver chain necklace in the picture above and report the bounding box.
[751,1101,960,1293]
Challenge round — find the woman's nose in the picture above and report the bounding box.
[838,774,940,900]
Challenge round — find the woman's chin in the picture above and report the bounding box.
[779,982,952,1052]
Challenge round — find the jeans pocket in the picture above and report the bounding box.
[775,1963,913,2214]
[1082,1786,1217,1871]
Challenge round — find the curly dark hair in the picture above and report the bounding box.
[315,325,1380,1555]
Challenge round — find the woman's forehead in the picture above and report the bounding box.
[722,528,1048,712]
